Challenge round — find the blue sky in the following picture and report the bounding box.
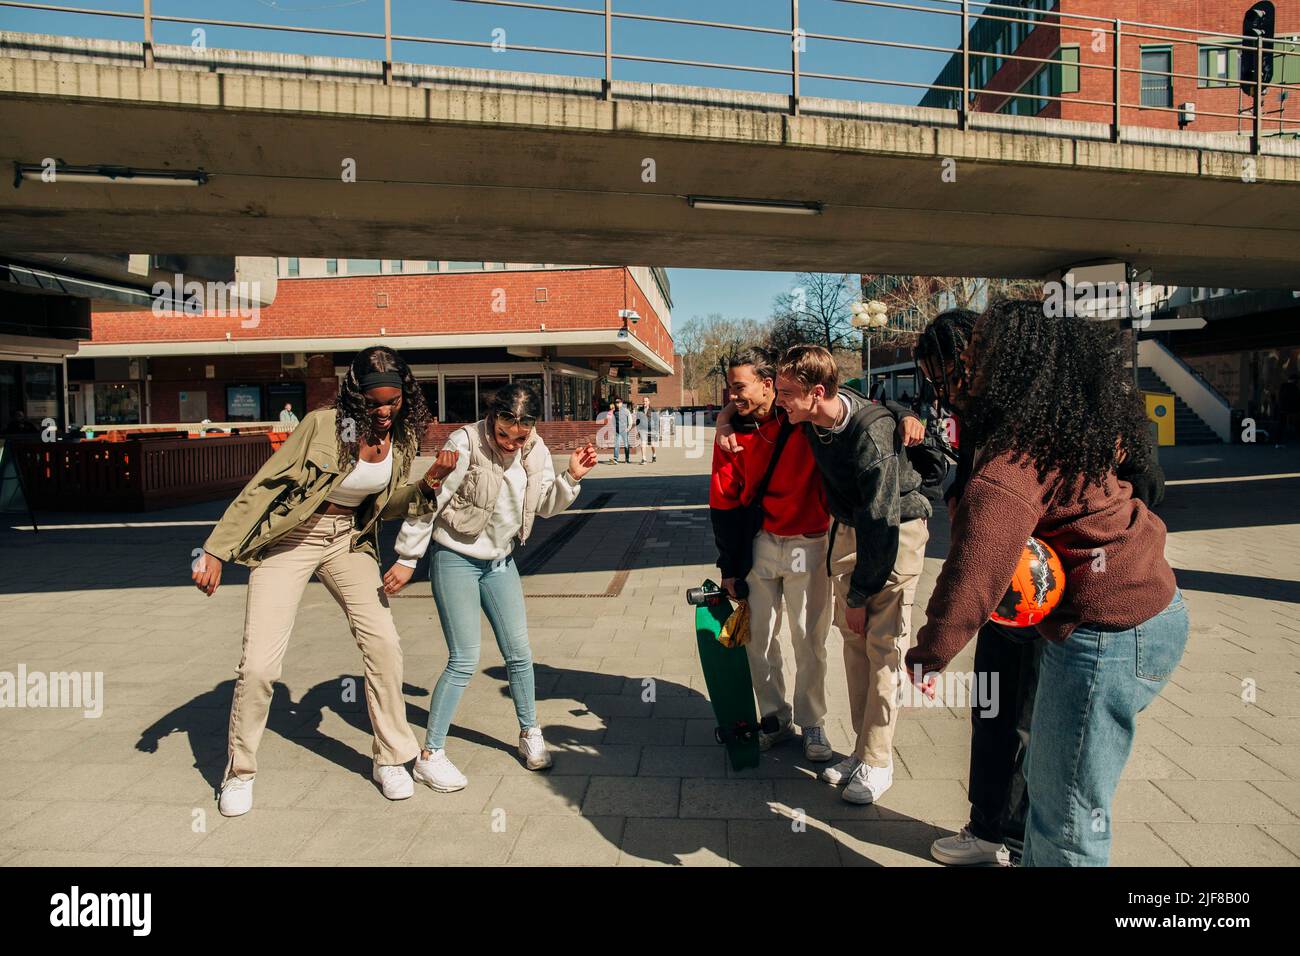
[0,0,981,326]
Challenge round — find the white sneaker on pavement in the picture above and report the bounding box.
[820,755,862,786]
[930,827,1012,866]
[413,749,468,792]
[758,719,795,752]
[843,761,893,804]
[519,727,552,770]
[802,725,834,762]
[218,776,254,817]
[372,760,414,800]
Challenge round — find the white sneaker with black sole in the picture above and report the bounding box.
[843,761,893,804]
[519,727,552,770]
[930,827,1012,866]
[413,749,468,792]
[218,776,254,817]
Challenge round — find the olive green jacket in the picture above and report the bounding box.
[203,408,435,568]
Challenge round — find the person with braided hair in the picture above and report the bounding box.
[195,346,453,816]
[906,301,1186,867]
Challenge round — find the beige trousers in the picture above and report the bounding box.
[829,517,929,767]
[743,529,832,729]
[225,512,420,780]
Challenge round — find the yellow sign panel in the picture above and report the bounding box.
[1143,392,1175,446]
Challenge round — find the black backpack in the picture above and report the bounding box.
[842,386,951,502]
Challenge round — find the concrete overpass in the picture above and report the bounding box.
[2,33,1300,287]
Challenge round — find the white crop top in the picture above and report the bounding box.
[324,444,393,507]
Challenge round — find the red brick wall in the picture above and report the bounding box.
[979,1,1300,132]
[91,267,674,371]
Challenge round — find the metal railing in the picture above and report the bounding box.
[2,0,1298,151]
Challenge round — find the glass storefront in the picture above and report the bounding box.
[1,360,66,433]
[93,382,141,424]
[419,369,598,424]
[443,377,477,423]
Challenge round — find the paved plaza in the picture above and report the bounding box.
[1,433,1298,866]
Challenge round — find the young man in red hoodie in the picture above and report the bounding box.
[709,347,835,761]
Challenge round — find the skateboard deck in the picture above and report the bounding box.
[692,579,770,771]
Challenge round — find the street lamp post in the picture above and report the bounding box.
[850,300,890,396]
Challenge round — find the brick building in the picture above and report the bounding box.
[922,0,1300,136]
[75,260,675,428]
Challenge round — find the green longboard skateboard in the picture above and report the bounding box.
[689,579,778,772]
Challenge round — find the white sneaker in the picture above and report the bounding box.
[519,727,552,770]
[758,719,795,752]
[413,749,467,792]
[930,827,1011,866]
[820,755,862,786]
[802,725,834,762]
[843,761,893,804]
[372,760,414,800]
[218,776,254,817]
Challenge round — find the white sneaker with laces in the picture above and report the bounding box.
[930,828,1011,866]
[819,755,862,786]
[413,749,468,792]
[372,760,414,800]
[802,725,834,762]
[758,719,795,752]
[842,761,893,804]
[519,727,552,770]
[218,776,254,817]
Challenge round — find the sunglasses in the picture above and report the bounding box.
[496,412,537,429]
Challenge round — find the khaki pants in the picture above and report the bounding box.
[225,512,420,781]
[743,530,832,729]
[830,517,929,767]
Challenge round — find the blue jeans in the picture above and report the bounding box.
[424,546,536,751]
[1022,590,1188,866]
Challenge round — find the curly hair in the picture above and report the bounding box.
[332,345,431,478]
[914,308,979,414]
[961,300,1151,497]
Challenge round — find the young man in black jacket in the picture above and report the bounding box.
[775,345,931,805]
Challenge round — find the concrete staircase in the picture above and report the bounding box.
[1137,367,1222,445]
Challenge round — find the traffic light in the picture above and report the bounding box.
[1240,1,1276,95]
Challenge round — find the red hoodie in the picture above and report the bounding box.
[709,409,829,579]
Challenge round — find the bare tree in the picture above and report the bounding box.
[771,273,861,353]
[674,313,767,405]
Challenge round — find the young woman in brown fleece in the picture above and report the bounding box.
[905,300,1187,867]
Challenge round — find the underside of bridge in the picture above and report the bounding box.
[2,52,1299,287]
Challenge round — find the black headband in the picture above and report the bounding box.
[358,370,404,390]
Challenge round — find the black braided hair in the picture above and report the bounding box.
[913,308,979,415]
[332,346,431,479]
[961,300,1151,498]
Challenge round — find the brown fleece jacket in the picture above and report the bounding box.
[906,449,1177,674]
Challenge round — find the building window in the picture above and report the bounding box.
[92,381,139,425]
[426,261,440,272]
[388,260,403,273]
[1198,44,1237,87]
[286,257,300,277]
[444,377,477,423]
[447,262,484,271]
[347,259,382,275]
[1140,46,1174,109]
[325,259,338,275]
